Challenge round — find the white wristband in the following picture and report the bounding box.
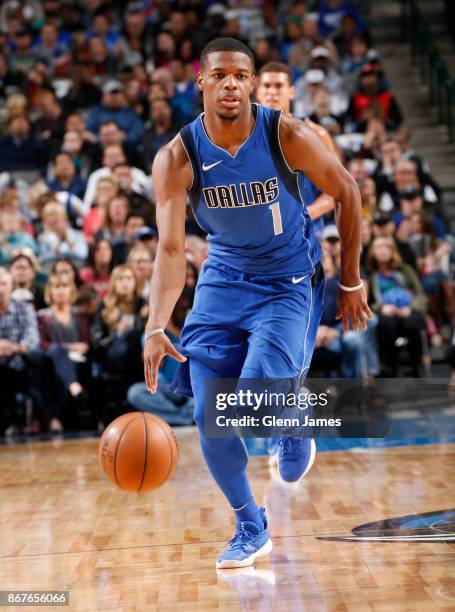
[338,281,363,292]
[144,328,165,341]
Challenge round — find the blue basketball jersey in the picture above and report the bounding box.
[179,103,322,275]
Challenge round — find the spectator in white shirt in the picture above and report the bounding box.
[83,143,150,212]
[38,202,88,268]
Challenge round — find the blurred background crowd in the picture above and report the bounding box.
[1,0,454,437]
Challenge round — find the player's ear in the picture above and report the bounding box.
[250,74,256,96]
[289,85,296,101]
[197,72,204,92]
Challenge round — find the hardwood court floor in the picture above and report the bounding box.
[0,429,454,611]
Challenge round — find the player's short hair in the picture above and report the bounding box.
[258,62,292,84]
[200,37,255,71]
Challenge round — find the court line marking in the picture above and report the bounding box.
[3,526,455,561]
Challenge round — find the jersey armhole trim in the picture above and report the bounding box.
[178,132,195,192]
[277,111,298,176]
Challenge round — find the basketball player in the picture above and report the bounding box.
[255,61,337,465]
[144,38,371,569]
[255,61,336,222]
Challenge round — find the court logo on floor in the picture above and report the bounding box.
[317,509,455,542]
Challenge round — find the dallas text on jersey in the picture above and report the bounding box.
[202,177,279,209]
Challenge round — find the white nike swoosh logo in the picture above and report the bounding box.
[202,160,223,171]
[292,276,308,284]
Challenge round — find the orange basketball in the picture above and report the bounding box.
[98,412,178,492]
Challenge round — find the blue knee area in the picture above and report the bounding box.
[367,312,379,330]
[190,372,210,432]
[193,401,204,431]
[127,382,143,408]
[421,271,445,294]
[47,344,66,358]
[340,331,363,378]
[342,331,363,353]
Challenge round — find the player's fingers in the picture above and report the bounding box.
[363,302,373,320]
[145,352,162,393]
[150,365,158,393]
[167,344,187,363]
[351,309,359,332]
[342,308,350,333]
[357,308,368,331]
[145,356,156,393]
[335,302,342,320]
[144,358,152,393]
[150,353,163,392]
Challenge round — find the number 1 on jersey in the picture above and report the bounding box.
[269,202,283,236]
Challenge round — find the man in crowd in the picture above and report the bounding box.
[345,63,403,132]
[86,79,144,146]
[143,97,178,167]
[9,250,46,310]
[0,267,40,434]
[83,142,150,211]
[0,115,46,173]
[46,152,86,200]
[112,163,153,223]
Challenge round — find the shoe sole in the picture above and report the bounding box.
[216,566,276,584]
[277,438,317,484]
[216,538,273,569]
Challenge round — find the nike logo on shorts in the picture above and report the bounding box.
[292,275,308,284]
[202,160,223,171]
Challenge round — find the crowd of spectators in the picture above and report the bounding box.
[0,0,454,436]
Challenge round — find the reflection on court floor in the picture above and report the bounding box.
[1,425,454,610]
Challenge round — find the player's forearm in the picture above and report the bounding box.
[146,246,187,330]
[335,179,362,286]
[308,194,335,221]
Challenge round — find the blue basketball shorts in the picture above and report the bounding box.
[169,259,325,397]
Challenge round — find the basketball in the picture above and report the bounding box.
[98,412,178,492]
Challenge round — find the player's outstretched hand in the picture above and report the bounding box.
[144,333,186,393]
[335,286,372,333]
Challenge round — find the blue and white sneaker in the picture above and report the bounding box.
[266,437,280,466]
[277,437,316,483]
[216,507,273,569]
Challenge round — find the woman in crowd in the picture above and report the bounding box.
[83,175,118,241]
[93,192,129,247]
[0,210,38,263]
[38,202,88,268]
[127,244,153,302]
[90,264,145,412]
[360,217,373,272]
[366,236,427,376]
[407,212,454,341]
[358,176,377,221]
[51,256,82,288]
[38,272,90,432]
[80,238,113,299]
[1,189,35,233]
